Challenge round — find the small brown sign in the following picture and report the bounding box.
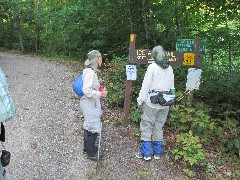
[129,49,202,66]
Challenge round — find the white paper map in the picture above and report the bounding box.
[126,65,137,80]
[186,68,202,90]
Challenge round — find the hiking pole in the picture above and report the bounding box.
[176,80,200,101]
[96,122,102,169]
[176,80,203,102]
[96,86,106,169]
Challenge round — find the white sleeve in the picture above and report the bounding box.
[82,69,101,98]
[137,65,153,104]
[171,68,175,88]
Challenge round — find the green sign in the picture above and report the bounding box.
[176,39,206,55]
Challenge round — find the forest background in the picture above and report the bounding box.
[0,0,239,178]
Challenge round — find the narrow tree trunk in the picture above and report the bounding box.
[211,47,214,68]
[0,18,3,46]
[175,0,182,37]
[51,28,56,54]
[228,40,232,74]
[16,16,25,53]
[35,0,41,52]
[183,0,189,36]
[126,0,133,34]
[225,17,232,74]
[142,0,149,47]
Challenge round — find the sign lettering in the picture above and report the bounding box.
[176,39,206,55]
[166,52,177,62]
[129,49,202,66]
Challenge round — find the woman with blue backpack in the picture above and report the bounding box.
[80,50,107,161]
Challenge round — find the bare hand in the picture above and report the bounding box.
[101,91,108,97]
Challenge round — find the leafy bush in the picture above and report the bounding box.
[216,117,240,157]
[172,130,205,166]
[168,100,240,159]
[101,56,127,107]
[101,57,147,118]
[196,58,240,120]
[168,102,218,144]
[130,104,142,124]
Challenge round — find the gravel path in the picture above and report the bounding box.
[0,52,184,180]
[0,52,96,179]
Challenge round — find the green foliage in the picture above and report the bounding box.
[183,168,196,178]
[217,118,240,157]
[168,101,240,156]
[130,127,141,138]
[169,102,217,143]
[130,105,142,124]
[199,62,240,110]
[101,56,147,110]
[172,131,205,166]
[101,56,127,107]
[137,170,151,178]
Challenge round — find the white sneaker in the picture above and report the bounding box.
[135,152,143,159]
[153,154,161,160]
[143,156,152,161]
[136,152,151,161]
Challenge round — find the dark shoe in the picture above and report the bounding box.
[83,145,98,154]
[83,129,88,153]
[87,153,104,161]
[85,131,98,155]
[84,130,98,154]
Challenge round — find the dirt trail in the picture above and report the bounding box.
[0,52,96,179]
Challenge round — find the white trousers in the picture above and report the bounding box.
[140,103,169,141]
[80,96,102,133]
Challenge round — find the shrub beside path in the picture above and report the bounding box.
[0,52,183,180]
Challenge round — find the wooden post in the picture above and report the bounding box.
[188,91,194,107]
[188,39,200,107]
[123,80,133,125]
[123,34,136,126]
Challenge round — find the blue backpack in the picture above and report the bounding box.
[73,73,84,96]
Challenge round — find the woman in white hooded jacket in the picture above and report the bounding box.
[136,45,174,161]
[80,50,107,160]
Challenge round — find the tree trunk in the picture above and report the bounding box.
[228,39,232,74]
[183,0,189,36]
[142,0,149,47]
[35,0,41,52]
[211,47,214,68]
[225,17,232,75]
[51,28,56,54]
[126,0,133,34]
[16,16,25,53]
[175,0,182,37]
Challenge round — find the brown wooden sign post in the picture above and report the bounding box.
[123,34,136,126]
[123,35,203,125]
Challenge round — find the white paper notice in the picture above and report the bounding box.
[186,68,202,90]
[126,65,137,80]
